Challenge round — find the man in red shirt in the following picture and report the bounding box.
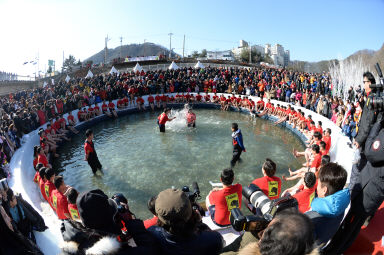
[292,172,317,213]
[117,98,125,109]
[136,96,145,110]
[155,93,161,108]
[44,168,56,209]
[147,94,155,111]
[196,92,202,102]
[108,100,118,118]
[66,187,81,222]
[84,129,103,175]
[157,108,175,132]
[252,158,282,199]
[206,168,242,226]
[322,128,332,153]
[39,167,49,201]
[204,93,211,102]
[37,147,52,168]
[50,176,70,220]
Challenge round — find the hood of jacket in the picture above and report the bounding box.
[310,188,350,217]
[60,236,121,255]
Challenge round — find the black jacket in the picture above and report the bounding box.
[148,225,223,255]
[355,99,377,147]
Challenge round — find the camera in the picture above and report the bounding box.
[111,193,135,221]
[182,182,205,216]
[368,63,384,111]
[182,181,201,204]
[229,184,298,232]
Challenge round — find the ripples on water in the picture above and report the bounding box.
[54,109,305,219]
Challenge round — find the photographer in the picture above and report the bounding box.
[324,117,384,254]
[148,188,223,255]
[353,72,378,149]
[60,189,157,255]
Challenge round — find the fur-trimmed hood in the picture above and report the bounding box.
[60,236,121,255]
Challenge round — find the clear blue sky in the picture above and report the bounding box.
[1,0,384,76]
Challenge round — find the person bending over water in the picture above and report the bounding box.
[157,108,176,132]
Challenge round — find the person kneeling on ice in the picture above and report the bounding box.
[60,189,157,255]
[206,168,242,226]
[157,108,175,133]
[186,109,196,128]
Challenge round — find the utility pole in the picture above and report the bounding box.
[182,34,185,59]
[119,36,123,60]
[249,42,252,64]
[62,51,64,73]
[104,35,111,65]
[168,33,173,59]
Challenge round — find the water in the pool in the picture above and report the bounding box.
[54,109,305,219]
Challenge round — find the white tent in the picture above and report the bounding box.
[65,75,71,83]
[194,61,205,69]
[133,63,143,72]
[85,70,94,78]
[109,66,119,75]
[168,61,179,70]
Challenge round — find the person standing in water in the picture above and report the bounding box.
[84,129,103,175]
[186,109,196,128]
[231,123,246,167]
[157,108,176,132]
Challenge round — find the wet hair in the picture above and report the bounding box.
[262,158,276,177]
[304,172,316,189]
[66,188,79,204]
[39,167,47,180]
[147,196,157,215]
[45,168,55,180]
[232,123,238,131]
[85,129,93,138]
[53,176,64,190]
[311,144,320,154]
[35,163,44,172]
[259,212,315,255]
[321,155,331,166]
[221,168,234,186]
[363,71,376,84]
[320,141,326,150]
[313,131,322,140]
[318,163,347,196]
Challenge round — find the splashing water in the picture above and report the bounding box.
[329,56,371,100]
[167,104,191,132]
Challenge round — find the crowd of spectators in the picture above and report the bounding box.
[0,64,372,254]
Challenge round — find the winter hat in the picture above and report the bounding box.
[77,189,121,235]
[155,189,192,225]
